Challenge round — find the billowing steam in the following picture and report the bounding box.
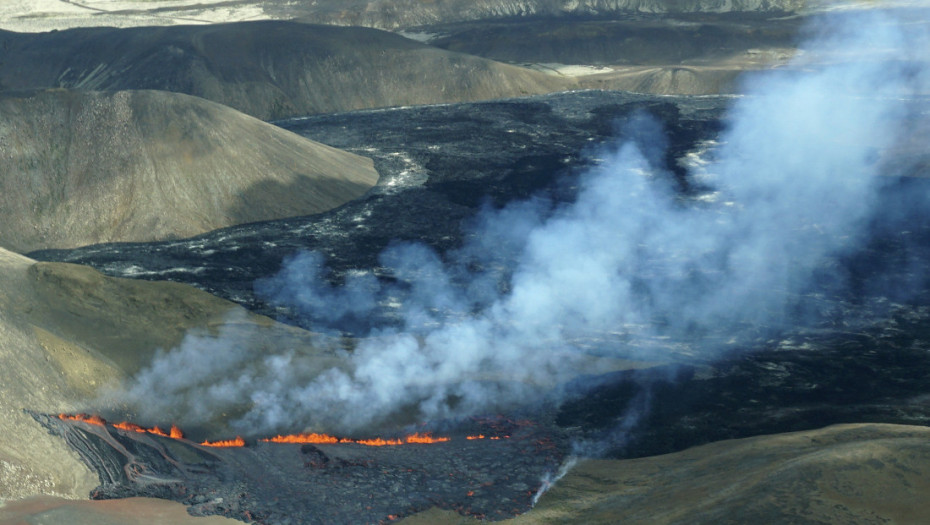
[113,9,928,435]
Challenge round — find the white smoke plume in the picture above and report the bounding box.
[116,9,929,435]
[532,456,579,507]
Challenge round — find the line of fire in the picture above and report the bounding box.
[58,413,511,447]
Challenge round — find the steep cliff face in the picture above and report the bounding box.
[0,89,378,252]
[0,22,572,120]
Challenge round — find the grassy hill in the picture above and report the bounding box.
[400,423,930,524]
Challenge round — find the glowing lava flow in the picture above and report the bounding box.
[262,432,347,444]
[201,436,246,448]
[261,431,451,446]
[59,413,106,426]
[405,432,451,444]
[60,414,184,439]
[58,414,506,448]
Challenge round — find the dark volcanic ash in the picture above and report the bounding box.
[114,10,929,435]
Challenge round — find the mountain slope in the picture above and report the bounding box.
[0,0,807,33]
[0,22,572,120]
[0,247,334,501]
[0,89,378,253]
[290,0,806,31]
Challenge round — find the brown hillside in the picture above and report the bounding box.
[0,89,378,252]
[401,423,930,524]
[0,248,332,501]
[0,22,572,120]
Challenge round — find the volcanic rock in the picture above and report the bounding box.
[34,412,569,525]
[0,22,571,120]
[0,88,378,252]
[31,89,930,465]
[30,90,728,324]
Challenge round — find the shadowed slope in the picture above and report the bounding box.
[0,21,571,120]
[0,89,378,253]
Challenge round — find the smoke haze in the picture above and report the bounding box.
[115,9,929,435]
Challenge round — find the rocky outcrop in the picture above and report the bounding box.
[0,89,378,252]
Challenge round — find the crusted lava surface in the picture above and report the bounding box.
[32,412,568,524]
[28,90,930,520]
[29,90,724,329]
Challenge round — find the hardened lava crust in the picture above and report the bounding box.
[33,411,569,524]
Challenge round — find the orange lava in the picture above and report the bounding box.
[356,437,404,446]
[59,413,106,426]
[405,432,450,444]
[200,436,246,448]
[262,431,451,447]
[111,420,185,440]
[147,426,169,437]
[113,421,146,433]
[261,432,343,444]
[58,414,504,449]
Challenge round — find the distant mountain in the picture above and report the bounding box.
[0,89,378,253]
[0,0,809,34]
[422,14,802,95]
[426,14,801,67]
[285,0,806,30]
[0,21,572,120]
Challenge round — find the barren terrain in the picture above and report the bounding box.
[0,89,377,252]
[0,22,571,120]
[0,247,336,503]
[2,1,930,524]
[0,0,806,33]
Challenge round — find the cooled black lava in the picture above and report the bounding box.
[31,90,930,460]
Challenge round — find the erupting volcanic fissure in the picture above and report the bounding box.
[58,413,506,448]
[40,411,565,524]
[201,436,246,448]
[261,431,452,446]
[60,413,184,439]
